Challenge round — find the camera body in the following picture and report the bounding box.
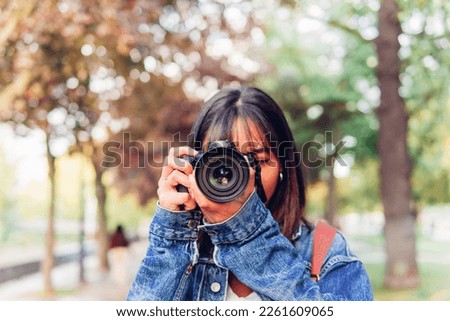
[177,140,256,203]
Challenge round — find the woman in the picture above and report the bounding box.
[109,225,130,285]
[127,86,373,300]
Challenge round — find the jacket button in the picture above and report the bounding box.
[187,219,198,230]
[210,282,221,293]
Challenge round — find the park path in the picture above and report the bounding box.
[0,240,147,300]
[1,229,449,300]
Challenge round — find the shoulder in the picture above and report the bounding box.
[294,223,373,300]
[293,224,361,273]
[321,229,362,274]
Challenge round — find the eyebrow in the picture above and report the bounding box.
[248,147,269,154]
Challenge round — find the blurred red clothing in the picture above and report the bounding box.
[109,225,129,249]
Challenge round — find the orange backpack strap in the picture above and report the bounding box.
[311,220,337,281]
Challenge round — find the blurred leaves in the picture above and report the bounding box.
[257,0,449,211]
[0,0,448,220]
[0,0,36,47]
[0,0,266,205]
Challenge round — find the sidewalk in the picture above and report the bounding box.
[0,240,148,301]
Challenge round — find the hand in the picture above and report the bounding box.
[157,146,198,211]
[188,165,255,224]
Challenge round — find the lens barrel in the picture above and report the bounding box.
[194,142,250,203]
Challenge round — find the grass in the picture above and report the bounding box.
[365,261,450,301]
[347,233,450,300]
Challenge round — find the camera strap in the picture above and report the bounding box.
[310,220,337,281]
[253,160,267,203]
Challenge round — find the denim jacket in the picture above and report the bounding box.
[127,192,373,301]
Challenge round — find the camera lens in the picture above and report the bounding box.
[211,165,233,187]
[195,147,249,203]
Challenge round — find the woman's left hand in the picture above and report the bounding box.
[188,167,255,224]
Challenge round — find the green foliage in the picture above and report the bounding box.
[338,160,381,213]
[255,1,381,219]
[259,0,449,215]
[105,189,156,233]
[0,0,448,253]
[338,114,378,160]
[397,0,450,205]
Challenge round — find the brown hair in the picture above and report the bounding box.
[189,86,308,239]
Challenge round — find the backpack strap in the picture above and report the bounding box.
[311,220,337,282]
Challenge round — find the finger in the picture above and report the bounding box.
[157,190,179,211]
[162,147,198,179]
[167,156,195,175]
[183,197,197,211]
[166,170,190,188]
[168,146,198,159]
[187,173,199,202]
[170,146,198,174]
[160,157,173,180]
[188,173,210,209]
[159,191,193,210]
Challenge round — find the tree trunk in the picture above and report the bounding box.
[41,137,55,296]
[375,0,419,289]
[94,164,109,271]
[78,161,86,284]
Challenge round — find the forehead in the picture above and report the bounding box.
[202,116,270,153]
[231,119,267,153]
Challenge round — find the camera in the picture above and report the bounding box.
[176,140,257,203]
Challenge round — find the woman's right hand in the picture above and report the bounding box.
[157,146,198,211]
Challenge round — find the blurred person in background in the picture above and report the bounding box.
[109,225,129,285]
